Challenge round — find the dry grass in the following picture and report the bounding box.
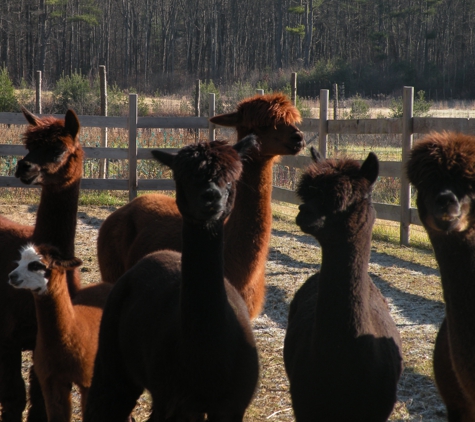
[0,198,447,422]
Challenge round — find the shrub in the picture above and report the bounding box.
[108,83,128,116]
[0,67,19,112]
[343,94,370,119]
[53,71,99,114]
[389,90,432,118]
[194,80,224,116]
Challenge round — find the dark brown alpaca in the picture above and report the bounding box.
[85,137,259,422]
[284,149,403,421]
[97,92,305,319]
[0,108,83,422]
[8,243,112,422]
[407,131,475,422]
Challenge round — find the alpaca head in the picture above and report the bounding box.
[296,148,379,242]
[8,244,82,294]
[209,93,305,158]
[407,131,475,233]
[15,107,83,187]
[152,135,257,224]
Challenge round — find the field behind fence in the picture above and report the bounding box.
[2,86,475,245]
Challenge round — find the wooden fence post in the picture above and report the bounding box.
[128,94,138,201]
[195,79,201,142]
[99,65,108,178]
[291,72,297,106]
[319,89,329,157]
[256,89,264,96]
[35,71,42,114]
[400,86,414,246]
[209,93,215,142]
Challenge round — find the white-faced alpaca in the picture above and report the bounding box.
[284,149,403,422]
[8,243,112,422]
[406,131,475,422]
[85,136,259,422]
[97,92,305,319]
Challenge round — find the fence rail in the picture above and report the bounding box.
[1,88,474,244]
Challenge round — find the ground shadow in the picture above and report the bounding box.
[371,273,445,327]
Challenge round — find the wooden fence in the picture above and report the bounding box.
[2,87,475,245]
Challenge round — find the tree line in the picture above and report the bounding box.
[0,0,473,98]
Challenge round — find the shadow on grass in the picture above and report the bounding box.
[371,272,444,326]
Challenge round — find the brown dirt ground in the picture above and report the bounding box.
[0,202,446,421]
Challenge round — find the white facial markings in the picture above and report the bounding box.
[8,244,49,294]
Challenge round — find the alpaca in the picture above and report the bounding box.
[85,137,259,422]
[97,92,305,319]
[283,149,403,421]
[406,131,475,421]
[8,243,112,422]
[0,108,83,422]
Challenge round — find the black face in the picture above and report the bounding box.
[296,194,329,236]
[415,182,475,233]
[15,144,68,185]
[177,177,235,224]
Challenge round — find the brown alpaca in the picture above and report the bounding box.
[407,131,475,422]
[284,150,403,421]
[85,137,259,422]
[97,92,305,319]
[8,243,112,422]
[0,108,83,422]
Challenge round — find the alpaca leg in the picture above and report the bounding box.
[39,378,72,422]
[434,318,475,422]
[84,357,142,422]
[0,348,26,422]
[26,366,47,422]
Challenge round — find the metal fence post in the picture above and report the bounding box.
[128,94,138,201]
[35,71,42,114]
[400,86,414,246]
[209,93,216,142]
[99,65,108,178]
[291,72,297,106]
[319,89,329,157]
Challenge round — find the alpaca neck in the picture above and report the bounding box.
[430,230,475,343]
[33,180,81,295]
[223,156,275,312]
[180,219,230,335]
[315,216,373,336]
[33,180,80,256]
[33,270,76,348]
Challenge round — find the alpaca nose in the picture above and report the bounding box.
[435,190,460,219]
[16,160,32,174]
[202,187,223,203]
[8,272,21,287]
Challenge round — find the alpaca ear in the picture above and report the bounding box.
[209,112,240,127]
[52,256,83,270]
[65,109,80,139]
[233,134,258,157]
[360,152,379,185]
[310,147,324,163]
[22,106,38,126]
[151,150,177,170]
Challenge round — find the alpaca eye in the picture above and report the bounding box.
[28,261,46,272]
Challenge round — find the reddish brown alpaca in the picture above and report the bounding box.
[97,93,305,319]
[407,132,475,422]
[8,244,112,422]
[0,108,83,422]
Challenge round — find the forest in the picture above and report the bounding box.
[0,0,474,99]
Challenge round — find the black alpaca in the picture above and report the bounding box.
[407,131,475,422]
[284,149,403,422]
[85,137,259,422]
